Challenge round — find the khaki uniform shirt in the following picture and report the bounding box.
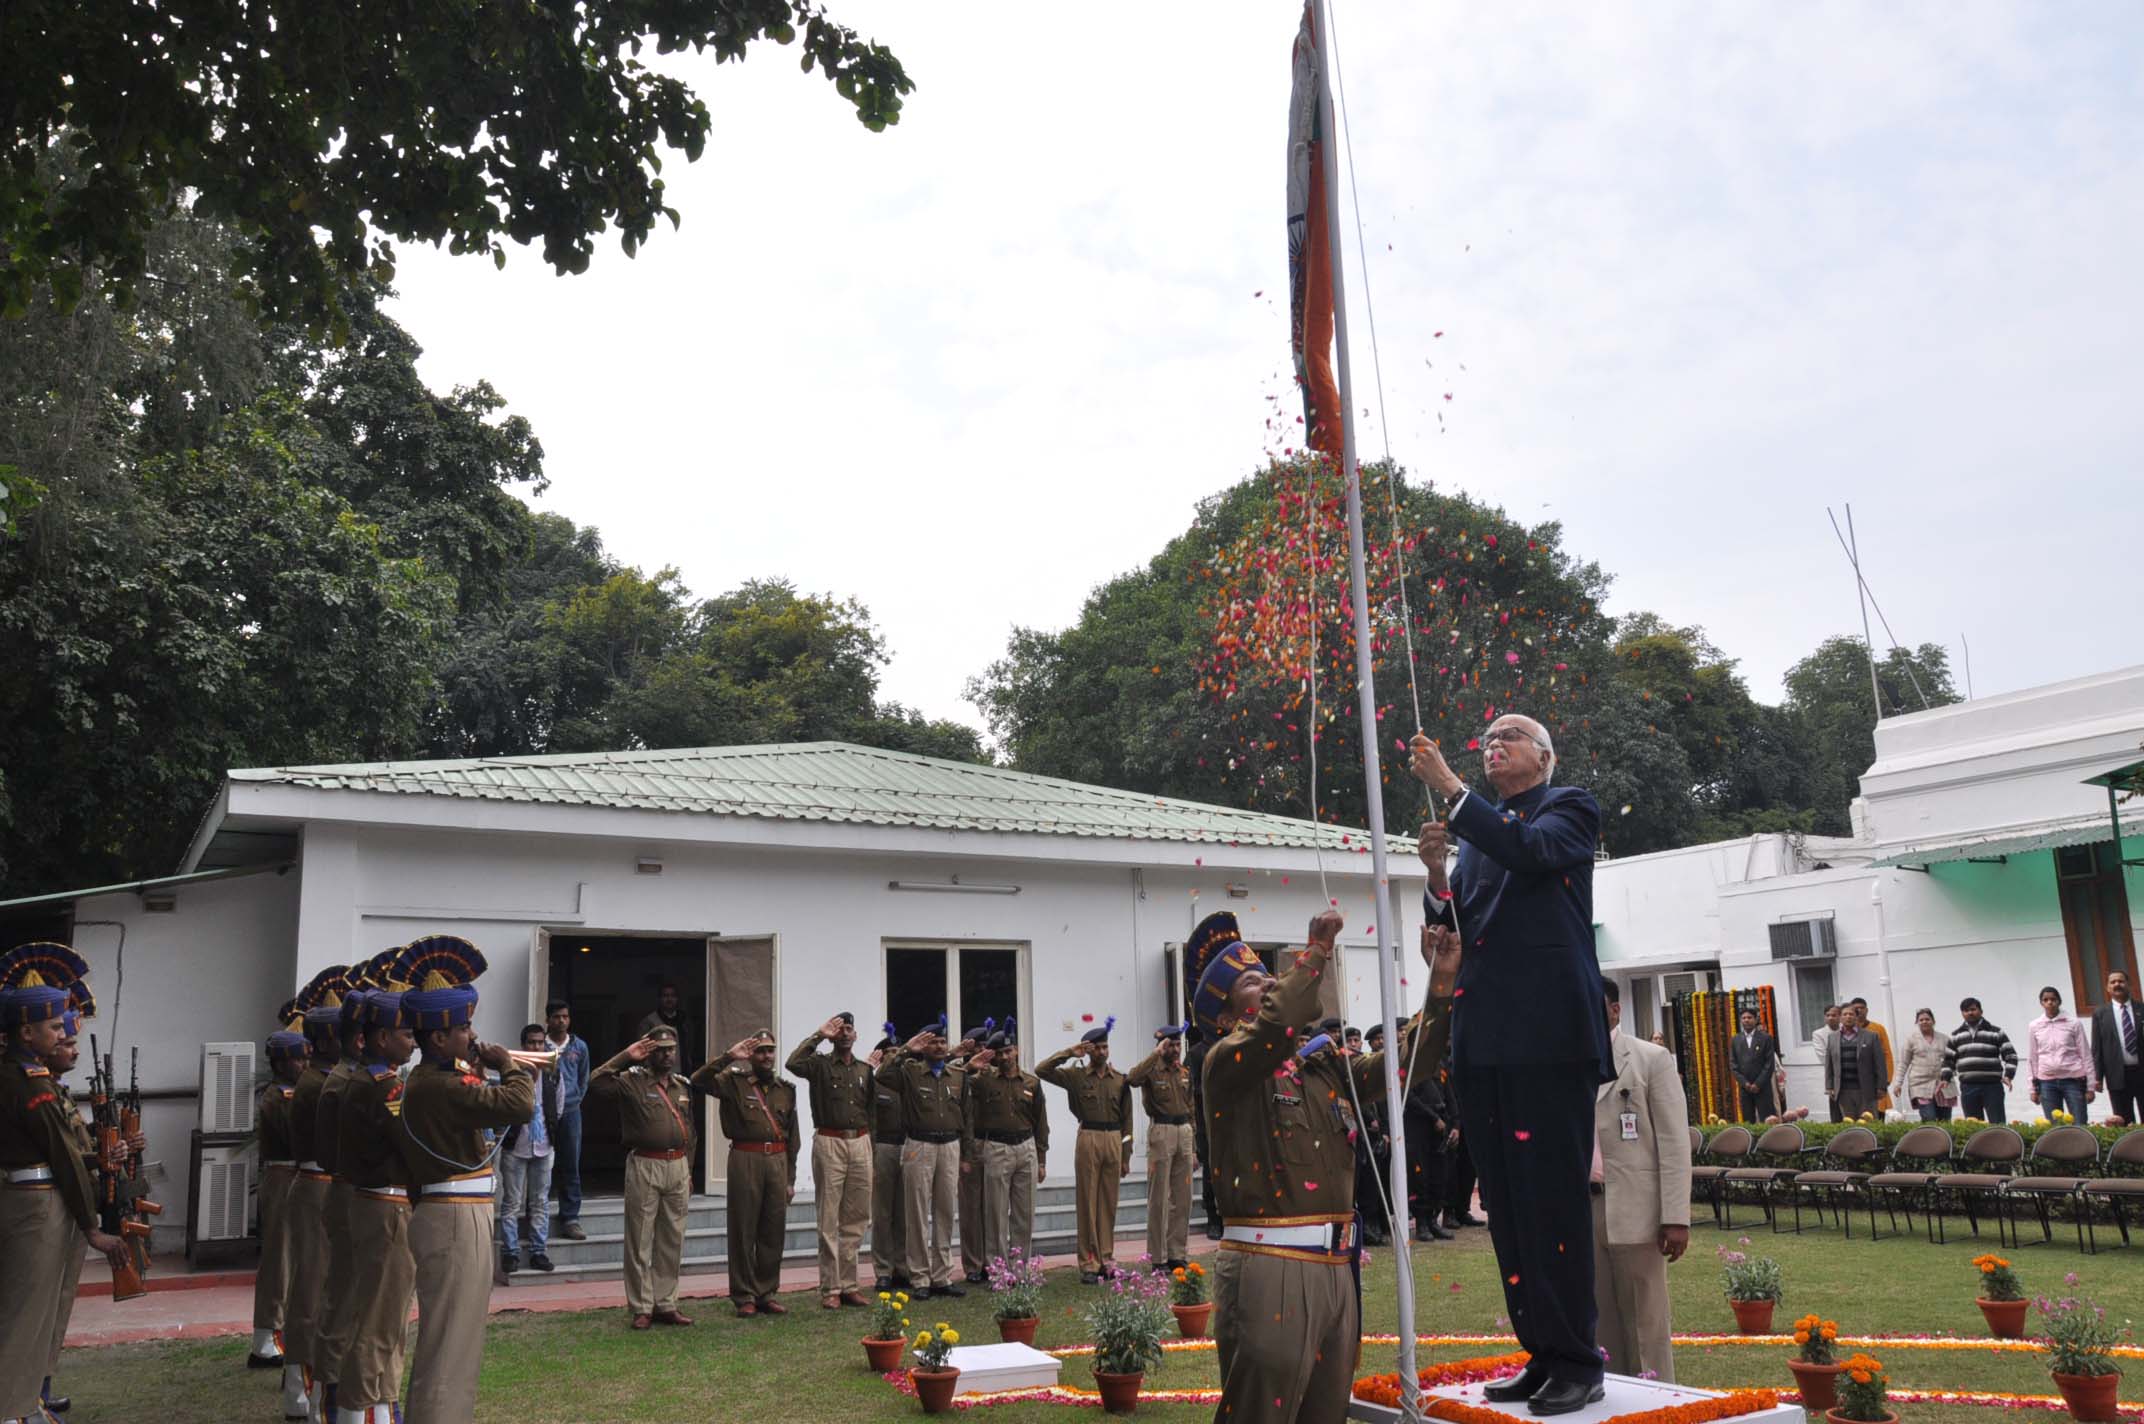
[1127,1048,1195,1121]
[883,1054,969,1141]
[965,1069,1049,1166]
[339,1062,410,1189]
[392,1059,534,1188]
[784,1035,874,1132]
[590,1053,695,1154]
[1201,945,1449,1225]
[290,1063,330,1166]
[1037,1048,1133,1151]
[314,1058,359,1177]
[258,1082,297,1162]
[694,1063,800,1188]
[871,1057,908,1144]
[0,1055,98,1231]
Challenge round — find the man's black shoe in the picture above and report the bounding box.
[1481,1369,1548,1404]
[528,1252,555,1273]
[500,1252,519,1276]
[1528,1381,1606,1416]
[937,1282,967,1298]
[1204,1217,1223,1241]
[1423,1220,1454,1241]
[910,1284,932,1300]
[965,1270,985,1284]
[40,1379,69,1413]
[1444,1211,1483,1229]
[1079,1271,1099,1285]
[1362,1228,1389,1247]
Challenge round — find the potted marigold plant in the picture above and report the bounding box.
[1719,1241,1784,1334]
[1785,1313,1843,1409]
[2039,1288,2126,1422]
[910,1321,963,1415]
[1168,1260,1213,1339]
[864,1290,912,1372]
[986,1248,1047,1345]
[1829,1353,1892,1424]
[1974,1253,2027,1338]
[1084,1268,1173,1414]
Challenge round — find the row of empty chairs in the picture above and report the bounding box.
[1685,1122,2144,1254]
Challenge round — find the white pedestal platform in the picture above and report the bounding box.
[937,1342,1065,1394]
[1348,1372,1804,1423]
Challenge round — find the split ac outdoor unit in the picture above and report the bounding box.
[199,1042,257,1135]
[1768,918,1837,961]
[193,1138,254,1243]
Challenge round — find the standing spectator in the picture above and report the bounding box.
[1810,1005,1843,1121]
[1941,998,2018,1123]
[1356,1024,1393,1246]
[2091,970,2141,1125]
[1891,1008,1954,1121]
[1344,1026,1364,1054]
[2027,986,2094,1121]
[638,981,697,1072]
[1827,1004,1883,1120]
[1727,1008,1781,1123]
[544,999,591,1241]
[1441,1042,1481,1231]
[1850,998,1896,1114]
[1401,1037,1456,1242]
[1592,980,1690,1384]
[499,1024,562,1275]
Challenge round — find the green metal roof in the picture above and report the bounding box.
[1871,813,2144,868]
[230,742,1409,855]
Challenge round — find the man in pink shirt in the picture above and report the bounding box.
[2026,985,2094,1121]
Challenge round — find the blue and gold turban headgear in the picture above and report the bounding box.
[267,998,309,1060]
[397,936,487,1032]
[361,947,415,1031]
[0,942,89,1030]
[299,965,352,1036]
[1192,941,1265,1040]
[1180,911,1243,1044]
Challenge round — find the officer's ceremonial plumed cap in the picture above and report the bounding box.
[1181,911,1244,1043]
[267,998,308,1060]
[835,1011,855,1026]
[299,966,351,1029]
[986,1016,1019,1050]
[1079,1015,1115,1046]
[961,1017,996,1045]
[363,950,416,1030]
[0,942,90,1029]
[1191,940,1264,1039]
[1154,1022,1187,1041]
[874,1020,899,1052]
[396,935,487,1031]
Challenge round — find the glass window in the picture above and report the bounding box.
[886,946,948,1039]
[959,948,1020,1033]
[884,942,1027,1042]
[1791,961,1837,1041]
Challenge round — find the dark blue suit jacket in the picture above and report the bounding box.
[1424,781,1612,1083]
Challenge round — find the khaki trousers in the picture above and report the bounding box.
[46,1215,84,1375]
[727,1148,789,1302]
[1213,1245,1358,1424]
[316,1180,358,1386]
[900,1138,959,1287]
[958,1150,985,1277]
[341,1196,416,1410]
[0,1187,65,1419]
[870,1141,907,1283]
[252,1164,296,1333]
[282,1174,331,1368]
[979,1138,1037,1263]
[1145,1122,1194,1265]
[1591,1196,1676,1383]
[1072,1128,1123,1273]
[812,1134,872,1294]
[406,1199,493,1424]
[623,1153,690,1316]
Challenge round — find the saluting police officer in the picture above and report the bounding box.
[391,938,533,1424]
[964,1021,1046,1264]
[1128,1023,1196,1270]
[787,1013,874,1310]
[337,973,418,1424]
[883,1018,972,1298]
[867,1027,908,1291]
[698,1030,799,1316]
[1198,913,1455,1424]
[954,1022,996,1284]
[1037,1020,1132,1283]
[591,1025,696,1329]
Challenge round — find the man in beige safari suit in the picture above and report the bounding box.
[589,1026,696,1328]
[789,1012,875,1309]
[1592,979,1692,1383]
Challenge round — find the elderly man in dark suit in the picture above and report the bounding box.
[2093,970,2141,1125]
[1728,1008,1782,1123]
[1411,717,1613,1416]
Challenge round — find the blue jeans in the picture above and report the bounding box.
[1957,1080,2008,1123]
[554,1108,583,1223]
[500,1151,553,1256]
[1915,1100,1954,1122]
[2037,1078,2088,1120]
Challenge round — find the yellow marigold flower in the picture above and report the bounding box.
[942,1328,960,1345]
[916,1330,933,1346]
[1794,1330,1810,1345]
[878,1292,891,1301]
[1821,1325,1837,1340]
[1849,1369,1870,1384]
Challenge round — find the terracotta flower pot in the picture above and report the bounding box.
[1729,1297,1777,1335]
[1094,1370,1144,1415]
[1172,1302,1214,1340]
[912,1367,961,1415]
[998,1314,1040,1345]
[2051,1371,2123,1423]
[1977,1297,2029,1339]
[1788,1360,1844,1410]
[863,1336,906,1372]
[1825,1412,1896,1424]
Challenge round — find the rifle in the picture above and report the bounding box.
[86,1039,157,1301]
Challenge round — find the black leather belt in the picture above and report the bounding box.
[909,1130,960,1145]
[1148,1113,1191,1126]
[874,1135,905,1148]
[983,1131,1033,1146]
[1079,1121,1124,1133]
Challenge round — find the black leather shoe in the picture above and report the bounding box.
[1481,1370,1546,1403]
[1424,1220,1454,1241]
[936,1282,966,1298]
[1444,1211,1483,1229]
[1528,1381,1606,1416]
[40,1379,69,1413]
[500,1252,519,1276]
[1204,1217,1223,1241]
[527,1252,555,1272]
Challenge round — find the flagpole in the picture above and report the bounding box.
[1311,0,1419,1411]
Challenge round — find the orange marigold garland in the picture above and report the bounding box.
[1421,1390,1780,1424]
[1351,1353,1531,1408]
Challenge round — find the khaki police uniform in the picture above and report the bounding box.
[786,1032,874,1297]
[1201,942,1446,1424]
[284,1059,334,1383]
[590,1049,695,1319]
[253,1079,299,1349]
[885,1052,968,1289]
[958,1088,985,1281]
[42,1081,96,1397]
[1129,1043,1197,1266]
[339,1060,416,1417]
[393,1058,533,1424]
[869,1055,908,1285]
[1036,1047,1133,1275]
[312,1055,362,1396]
[696,1059,800,1305]
[965,1065,1048,1263]
[1,1054,98,1421]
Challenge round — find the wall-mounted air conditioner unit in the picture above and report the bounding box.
[187,1134,256,1266]
[199,1042,256,1135]
[1768,917,1838,961]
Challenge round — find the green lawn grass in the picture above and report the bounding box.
[61,1221,2142,1423]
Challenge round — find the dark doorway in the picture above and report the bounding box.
[546,934,708,1195]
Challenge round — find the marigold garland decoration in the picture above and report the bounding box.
[1672,987,1778,1123]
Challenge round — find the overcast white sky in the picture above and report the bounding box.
[387,2,2144,735]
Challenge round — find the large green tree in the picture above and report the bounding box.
[4,2,913,330]
[1782,636,1960,834]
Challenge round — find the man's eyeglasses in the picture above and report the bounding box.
[1482,728,1546,749]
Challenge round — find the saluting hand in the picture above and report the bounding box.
[621,1034,659,1064]
[819,1015,848,1039]
[905,1030,936,1054]
[727,1037,758,1063]
[967,1048,996,1070]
